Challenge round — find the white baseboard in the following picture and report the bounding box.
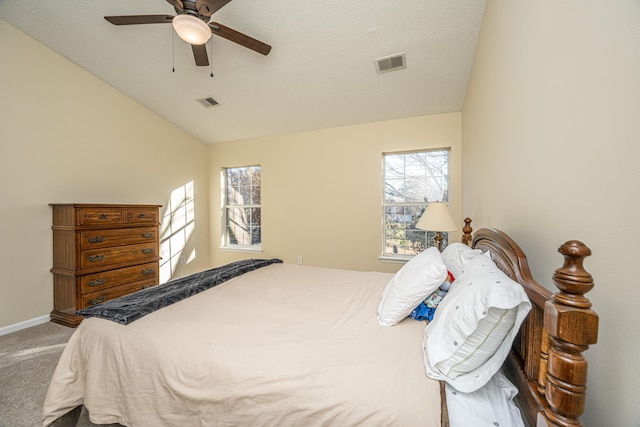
[0,314,50,336]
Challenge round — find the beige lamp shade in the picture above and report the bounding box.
[172,14,212,45]
[416,202,458,232]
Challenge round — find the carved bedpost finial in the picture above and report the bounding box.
[552,240,594,308]
[541,240,599,427]
[461,218,472,246]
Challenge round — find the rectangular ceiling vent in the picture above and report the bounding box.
[196,97,219,108]
[374,53,406,74]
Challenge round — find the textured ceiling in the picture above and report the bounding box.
[0,0,486,144]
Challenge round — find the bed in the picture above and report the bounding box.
[43,221,599,427]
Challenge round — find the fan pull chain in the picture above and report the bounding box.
[210,38,214,78]
[172,27,175,73]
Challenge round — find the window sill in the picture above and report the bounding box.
[220,245,263,254]
[379,255,411,264]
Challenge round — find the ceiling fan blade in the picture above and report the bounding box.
[209,22,271,55]
[191,44,210,66]
[104,15,174,25]
[198,0,233,16]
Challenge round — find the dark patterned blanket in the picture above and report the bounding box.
[77,258,283,325]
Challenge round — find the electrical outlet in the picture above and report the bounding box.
[180,255,186,264]
[297,256,303,265]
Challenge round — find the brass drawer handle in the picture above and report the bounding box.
[142,268,155,275]
[88,236,105,243]
[142,248,154,254]
[98,214,109,219]
[88,255,105,262]
[88,278,106,287]
[141,284,154,290]
[141,232,154,239]
[89,296,105,305]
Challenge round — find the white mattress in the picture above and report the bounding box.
[43,263,441,426]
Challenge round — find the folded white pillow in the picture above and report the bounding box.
[446,371,525,427]
[440,242,483,279]
[423,252,531,392]
[377,247,447,326]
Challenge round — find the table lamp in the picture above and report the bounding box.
[416,202,458,251]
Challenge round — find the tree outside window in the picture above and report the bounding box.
[383,149,450,257]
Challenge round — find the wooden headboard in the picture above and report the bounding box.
[462,219,598,427]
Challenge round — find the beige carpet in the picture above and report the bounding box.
[0,321,120,427]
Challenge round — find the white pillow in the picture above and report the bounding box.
[440,242,483,279]
[446,371,525,427]
[377,247,447,326]
[423,253,531,392]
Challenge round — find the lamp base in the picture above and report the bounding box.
[434,231,444,252]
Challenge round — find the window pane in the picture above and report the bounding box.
[385,206,425,256]
[226,207,249,242]
[250,207,261,225]
[226,226,238,245]
[251,184,261,205]
[251,226,261,245]
[237,169,250,186]
[231,186,244,205]
[405,153,426,178]
[237,185,252,205]
[384,154,405,179]
[251,166,261,183]
[426,175,448,203]
[227,168,243,186]
[384,179,405,203]
[404,178,427,202]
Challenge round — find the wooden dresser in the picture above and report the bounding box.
[50,203,162,327]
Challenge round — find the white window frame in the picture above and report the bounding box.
[220,165,262,253]
[381,148,451,261]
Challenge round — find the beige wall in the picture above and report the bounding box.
[5,3,633,421]
[0,19,210,329]
[463,1,640,425]
[209,113,462,273]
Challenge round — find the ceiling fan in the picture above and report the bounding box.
[104,0,271,67]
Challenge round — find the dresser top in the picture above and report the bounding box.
[50,203,162,208]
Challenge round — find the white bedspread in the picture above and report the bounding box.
[43,263,441,426]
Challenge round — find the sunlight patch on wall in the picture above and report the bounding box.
[160,181,196,282]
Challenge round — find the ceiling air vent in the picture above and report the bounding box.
[196,97,219,108]
[374,53,406,74]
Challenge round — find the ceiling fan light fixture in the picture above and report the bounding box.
[172,14,211,45]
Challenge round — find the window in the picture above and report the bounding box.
[221,165,261,251]
[383,149,450,258]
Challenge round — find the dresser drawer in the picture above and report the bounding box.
[77,208,123,226]
[81,279,159,309]
[81,242,158,270]
[80,262,158,294]
[125,207,159,225]
[80,227,157,250]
